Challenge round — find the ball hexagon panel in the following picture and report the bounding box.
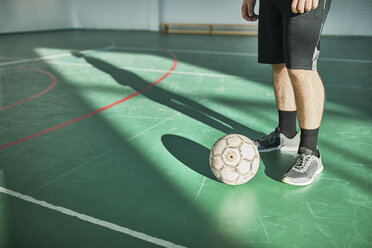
[236,159,252,176]
[226,134,244,147]
[221,147,241,167]
[240,142,256,162]
[219,166,239,184]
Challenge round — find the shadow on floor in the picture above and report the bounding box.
[161,134,218,182]
[161,134,295,184]
[260,151,295,182]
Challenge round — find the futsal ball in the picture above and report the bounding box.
[209,134,260,185]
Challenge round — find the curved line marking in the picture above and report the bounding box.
[0,69,57,111]
[0,50,178,150]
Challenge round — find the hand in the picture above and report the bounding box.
[242,0,259,21]
[291,0,319,14]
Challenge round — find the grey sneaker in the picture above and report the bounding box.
[254,128,299,152]
[282,147,324,186]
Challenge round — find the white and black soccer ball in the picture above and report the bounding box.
[209,134,260,185]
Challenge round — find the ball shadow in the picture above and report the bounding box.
[260,151,296,182]
[161,134,219,182]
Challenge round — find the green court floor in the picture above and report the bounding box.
[0,30,371,248]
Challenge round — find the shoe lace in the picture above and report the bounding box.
[259,130,277,144]
[294,153,312,170]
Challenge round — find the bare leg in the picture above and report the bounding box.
[287,69,325,129]
[272,63,296,111]
[282,69,325,186]
[254,64,300,151]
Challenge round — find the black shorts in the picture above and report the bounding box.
[258,0,331,70]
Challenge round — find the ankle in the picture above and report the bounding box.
[278,110,297,138]
[299,128,320,157]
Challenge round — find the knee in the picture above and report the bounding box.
[287,68,313,82]
[287,69,324,91]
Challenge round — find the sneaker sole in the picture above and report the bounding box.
[258,145,299,153]
[282,164,324,186]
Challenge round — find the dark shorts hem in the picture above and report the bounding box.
[258,59,318,71]
[285,64,317,71]
[258,59,285,65]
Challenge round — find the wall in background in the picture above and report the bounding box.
[0,0,73,33]
[322,0,372,36]
[0,0,371,36]
[160,0,372,36]
[0,0,159,34]
[71,0,159,31]
[160,0,247,25]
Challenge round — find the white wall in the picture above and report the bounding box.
[0,0,73,33]
[160,0,247,25]
[71,0,159,31]
[323,0,372,36]
[0,0,159,34]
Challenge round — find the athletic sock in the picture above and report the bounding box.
[278,110,297,138]
[299,128,320,157]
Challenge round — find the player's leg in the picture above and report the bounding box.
[279,0,332,186]
[273,63,296,113]
[288,69,324,155]
[282,69,325,186]
[254,63,300,152]
[254,0,300,152]
[272,63,297,139]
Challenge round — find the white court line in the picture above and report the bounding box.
[193,177,206,203]
[319,57,372,64]
[0,55,26,60]
[27,112,183,197]
[0,53,75,66]
[0,47,114,67]
[114,46,372,64]
[49,61,238,78]
[0,186,186,248]
[115,46,257,57]
[49,61,372,90]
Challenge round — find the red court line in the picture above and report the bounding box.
[0,69,57,111]
[0,49,178,150]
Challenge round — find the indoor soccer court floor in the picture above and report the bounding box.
[0,30,371,248]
